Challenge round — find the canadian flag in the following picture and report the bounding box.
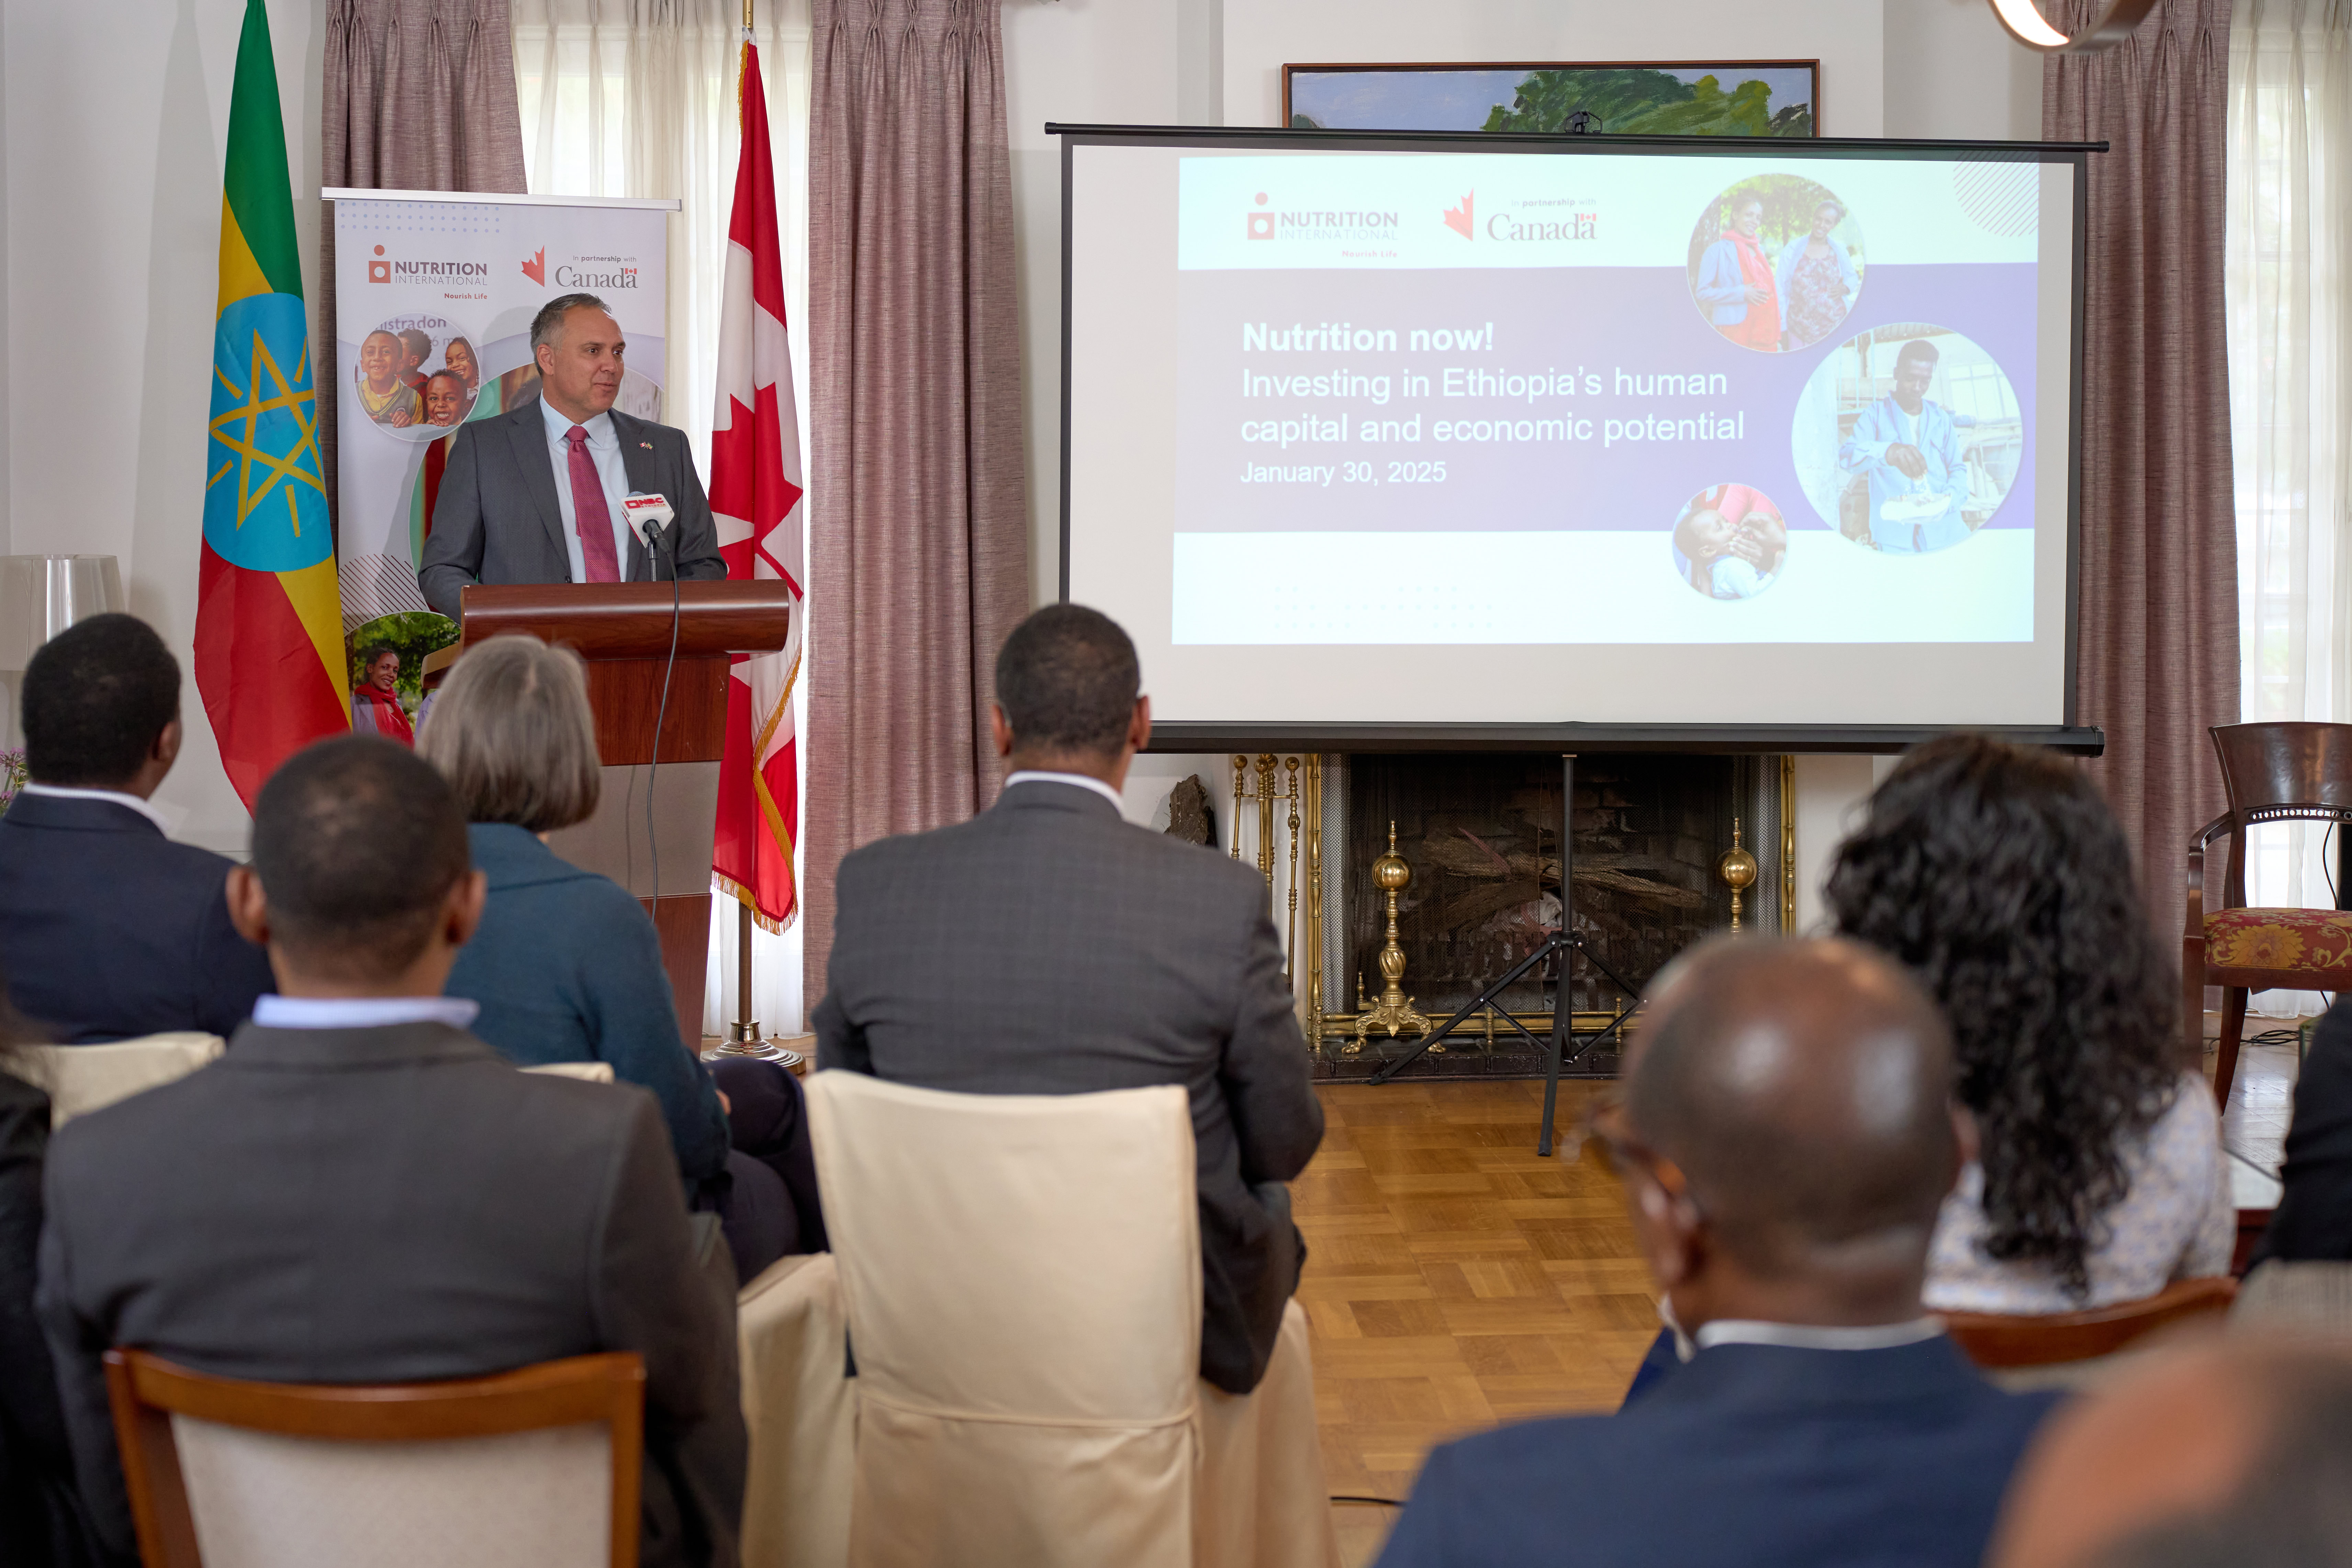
[710,43,804,931]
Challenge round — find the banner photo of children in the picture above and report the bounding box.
[1669,483,1788,600]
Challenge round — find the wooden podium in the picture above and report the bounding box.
[455,582,794,1046]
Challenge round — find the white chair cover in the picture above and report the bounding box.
[807,1074,1202,1568]
[18,1033,225,1127]
[523,1061,617,1084]
[737,1253,856,1568]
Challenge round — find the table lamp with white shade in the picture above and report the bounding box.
[0,555,126,753]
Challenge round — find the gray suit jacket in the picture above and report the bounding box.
[36,1022,745,1568]
[418,397,726,618]
[813,780,1324,1394]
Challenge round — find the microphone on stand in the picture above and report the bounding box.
[623,492,677,579]
[623,491,683,915]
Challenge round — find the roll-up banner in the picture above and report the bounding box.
[324,190,675,726]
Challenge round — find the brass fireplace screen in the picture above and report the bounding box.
[1225,754,1797,1058]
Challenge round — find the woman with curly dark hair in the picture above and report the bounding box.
[1826,733,2231,1310]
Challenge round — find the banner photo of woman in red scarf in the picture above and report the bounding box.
[1687,175,1865,353]
[348,642,415,744]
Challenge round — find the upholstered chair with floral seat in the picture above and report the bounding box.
[2186,723,2352,1107]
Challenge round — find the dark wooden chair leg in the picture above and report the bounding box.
[2214,987,2250,1109]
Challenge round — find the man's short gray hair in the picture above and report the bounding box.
[530,292,611,353]
[415,635,601,833]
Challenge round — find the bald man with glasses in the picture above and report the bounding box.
[1375,938,2064,1568]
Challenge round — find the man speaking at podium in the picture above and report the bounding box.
[419,292,725,618]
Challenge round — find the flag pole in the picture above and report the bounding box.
[729,0,760,1058]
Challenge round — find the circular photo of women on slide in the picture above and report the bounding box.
[1687,176,1865,353]
[1789,324,2023,555]
[1670,482,1788,600]
[354,316,482,440]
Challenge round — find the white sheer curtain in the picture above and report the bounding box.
[513,0,815,1036]
[2227,0,2352,1015]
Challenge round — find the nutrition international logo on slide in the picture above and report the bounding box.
[1245,190,1399,243]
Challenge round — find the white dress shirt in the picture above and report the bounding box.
[538,396,634,584]
[1660,1294,1945,1363]
[1003,770,1125,813]
[252,995,481,1030]
[16,781,173,835]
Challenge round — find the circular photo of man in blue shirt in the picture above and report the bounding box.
[1789,325,2023,555]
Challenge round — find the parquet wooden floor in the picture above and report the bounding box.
[1298,1078,1657,1564]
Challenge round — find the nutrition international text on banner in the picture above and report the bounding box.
[326,194,671,719]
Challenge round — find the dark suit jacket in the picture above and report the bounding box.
[814,780,1325,1395]
[0,793,275,1043]
[1,1069,100,1568]
[2255,996,2352,1264]
[36,1022,746,1568]
[417,397,725,618]
[1374,1337,2062,1568]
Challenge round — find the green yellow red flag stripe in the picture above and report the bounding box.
[194,0,346,808]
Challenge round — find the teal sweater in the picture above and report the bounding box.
[444,823,728,1182]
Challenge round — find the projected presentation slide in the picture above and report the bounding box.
[1062,138,2078,729]
[1170,154,2037,646]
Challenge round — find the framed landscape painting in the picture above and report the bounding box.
[1282,61,1821,138]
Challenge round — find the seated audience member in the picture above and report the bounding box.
[0,614,274,1042]
[1992,1339,2352,1568]
[2253,996,2352,1265]
[0,978,101,1568]
[1379,939,2062,1568]
[1827,734,2230,1312]
[421,635,816,1280]
[815,604,1323,1396]
[36,737,744,1568]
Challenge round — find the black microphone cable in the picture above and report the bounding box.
[646,519,681,918]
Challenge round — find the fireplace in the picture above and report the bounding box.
[1279,753,1789,1081]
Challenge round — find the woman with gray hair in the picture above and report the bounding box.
[418,634,816,1280]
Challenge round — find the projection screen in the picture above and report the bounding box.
[1056,127,2094,750]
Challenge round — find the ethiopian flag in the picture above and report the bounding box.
[195,0,344,809]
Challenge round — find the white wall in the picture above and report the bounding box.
[5,0,326,854]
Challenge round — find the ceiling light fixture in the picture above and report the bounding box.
[1987,0,2159,51]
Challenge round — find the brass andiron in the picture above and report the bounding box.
[1718,817,1759,933]
[1231,753,1304,981]
[1352,821,1433,1052]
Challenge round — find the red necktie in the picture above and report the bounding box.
[565,424,621,583]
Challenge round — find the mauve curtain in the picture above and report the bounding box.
[802,0,1029,1006]
[2044,0,2241,935]
[320,0,528,522]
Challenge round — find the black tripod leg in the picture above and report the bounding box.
[1538,961,1569,1156]
[1368,939,1554,1086]
[1540,752,1576,1156]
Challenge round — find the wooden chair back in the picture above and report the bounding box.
[1941,1276,2238,1370]
[2208,723,2352,908]
[103,1349,645,1568]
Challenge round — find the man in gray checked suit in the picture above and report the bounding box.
[418,291,725,618]
[38,737,744,1568]
[815,605,1324,1396]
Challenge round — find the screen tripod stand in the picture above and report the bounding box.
[1366,754,1640,1156]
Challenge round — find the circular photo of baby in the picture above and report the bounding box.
[1686,175,1865,353]
[1671,483,1788,600]
[1789,323,2024,554]
[353,316,485,441]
